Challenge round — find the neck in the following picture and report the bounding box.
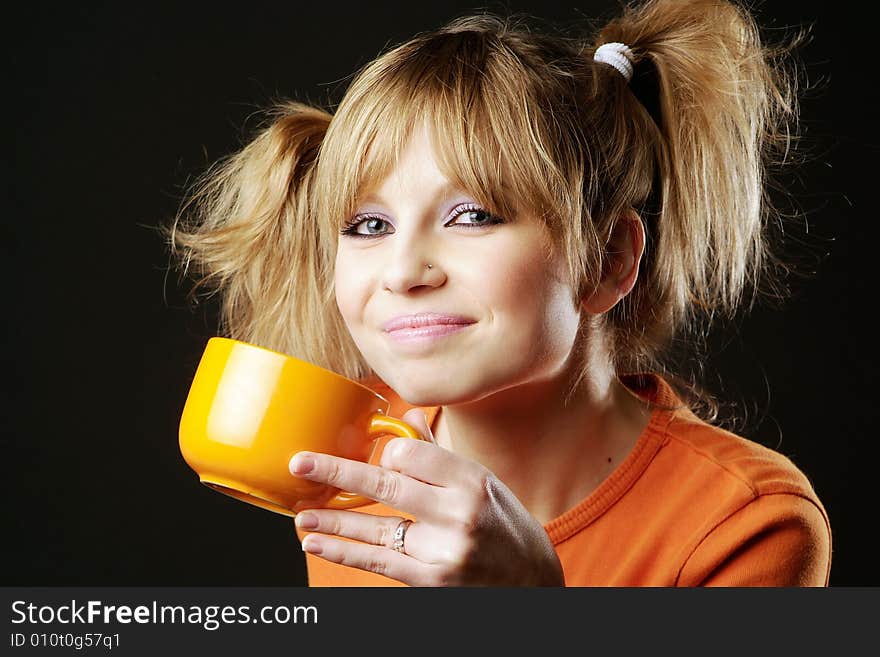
[432,349,651,524]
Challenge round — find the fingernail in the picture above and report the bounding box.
[301,535,322,555]
[295,512,318,530]
[290,453,315,475]
[386,438,404,460]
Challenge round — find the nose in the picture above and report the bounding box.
[381,238,446,294]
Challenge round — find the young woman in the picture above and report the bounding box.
[169,0,831,586]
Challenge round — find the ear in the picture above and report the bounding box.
[582,210,645,315]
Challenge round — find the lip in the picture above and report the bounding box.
[382,313,477,346]
[383,313,476,333]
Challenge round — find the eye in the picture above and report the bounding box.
[339,204,505,239]
[446,204,506,228]
[339,216,392,238]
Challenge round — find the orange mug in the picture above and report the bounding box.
[179,337,422,516]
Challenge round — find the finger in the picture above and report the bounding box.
[289,451,450,522]
[294,509,406,549]
[400,408,436,444]
[296,510,460,566]
[378,436,487,489]
[300,533,447,587]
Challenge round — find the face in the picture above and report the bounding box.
[334,123,584,406]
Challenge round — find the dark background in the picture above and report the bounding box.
[6,1,875,586]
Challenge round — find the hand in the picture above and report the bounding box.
[289,408,564,586]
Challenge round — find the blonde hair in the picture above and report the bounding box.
[165,0,803,415]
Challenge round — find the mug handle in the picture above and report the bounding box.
[324,412,425,509]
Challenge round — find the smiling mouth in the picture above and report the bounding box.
[383,313,476,332]
[383,322,476,345]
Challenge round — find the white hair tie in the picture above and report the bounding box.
[593,42,635,82]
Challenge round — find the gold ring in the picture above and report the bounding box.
[391,519,412,554]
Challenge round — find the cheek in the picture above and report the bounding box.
[488,247,564,317]
[333,252,364,324]
[489,248,580,350]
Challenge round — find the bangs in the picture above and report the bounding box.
[315,23,580,243]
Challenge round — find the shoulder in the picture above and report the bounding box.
[636,375,832,585]
[626,373,823,503]
[665,406,820,502]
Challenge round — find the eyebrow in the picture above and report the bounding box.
[356,182,470,210]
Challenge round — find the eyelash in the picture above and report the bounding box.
[339,203,505,239]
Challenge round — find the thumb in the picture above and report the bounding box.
[401,408,436,444]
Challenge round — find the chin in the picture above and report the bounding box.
[388,379,449,407]
[396,374,507,408]
[377,370,459,407]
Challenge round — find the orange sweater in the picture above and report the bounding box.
[297,374,832,586]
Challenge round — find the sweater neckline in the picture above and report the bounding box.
[541,373,679,544]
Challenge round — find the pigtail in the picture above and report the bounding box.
[166,102,368,378]
[591,0,801,370]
